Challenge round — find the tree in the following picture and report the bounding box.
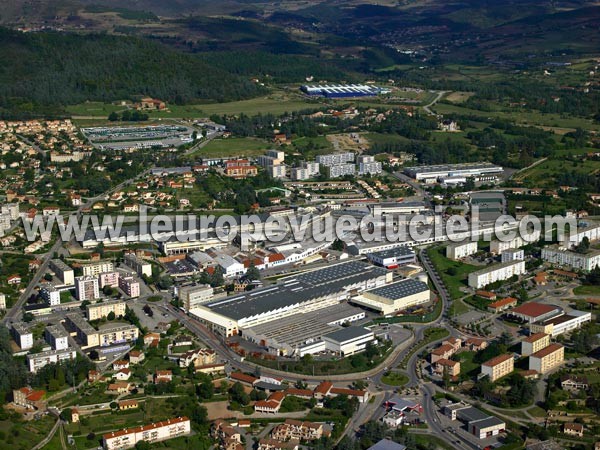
[135,441,151,450]
[576,236,590,254]
[110,401,118,409]
[108,111,119,122]
[245,262,260,281]
[107,311,116,321]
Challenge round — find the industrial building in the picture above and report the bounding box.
[529,310,592,337]
[529,343,564,373]
[446,241,477,260]
[366,246,416,268]
[321,327,375,356]
[541,246,600,271]
[189,260,390,338]
[403,162,503,182]
[350,278,430,316]
[301,84,387,98]
[443,404,505,439]
[467,260,526,289]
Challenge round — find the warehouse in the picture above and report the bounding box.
[350,278,430,316]
[301,84,387,98]
[321,326,375,356]
[403,162,503,182]
[367,246,416,268]
[455,406,506,439]
[189,261,391,337]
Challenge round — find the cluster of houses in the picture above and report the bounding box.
[429,336,488,378]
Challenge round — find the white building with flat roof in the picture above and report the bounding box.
[49,259,74,285]
[322,326,375,356]
[40,285,61,306]
[501,248,524,263]
[44,325,69,351]
[123,253,152,278]
[82,261,114,277]
[75,275,100,301]
[102,417,191,450]
[178,284,214,311]
[12,323,33,350]
[27,348,77,373]
[541,246,600,271]
[446,241,478,260]
[316,153,354,166]
[468,260,526,289]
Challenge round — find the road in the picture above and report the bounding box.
[423,90,448,116]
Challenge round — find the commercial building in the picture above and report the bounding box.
[102,417,191,450]
[357,155,382,175]
[446,241,478,260]
[123,253,152,278]
[118,276,140,298]
[190,260,390,337]
[49,259,74,285]
[321,326,375,356]
[351,278,430,316]
[86,300,126,321]
[75,275,100,301]
[507,302,562,324]
[529,310,592,337]
[467,260,526,289]
[521,333,550,356]
[541,246,600,271]
[529,343,564,373]
[44,325,69,351]
[177,284,214,311]
[481,354,514,382]
[444,404,505,439]
[366,246,416,268]
[27,348,77,373]
[12,323,33,350]
[403,162,503,182]
[40,285,61,306]
[316,152,354,166]
[82,261,114,277]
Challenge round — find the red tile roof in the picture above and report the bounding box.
[103,416,189,439]
[531,343,563,359]
[488,297,518,309]
[314,381,333,395]
[523,332,548,343]
[510,302,559,319]
[482,353,513,367]
[230,372,258,385]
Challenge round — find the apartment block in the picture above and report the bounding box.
[49,259,74,285]
[86,300,126,321]
[468,260,526,289]
[99,271,120,288]
[27,348,77,373]
[178,284,214,311]
[357,155,382,175]
[119,276,140,298]
[102,417,191,450]
[40,285,61,306]
[446,241,478,260]
[541,246,600,271]
[75,275,100,301]
[82,261,115,277]
[481,354,514,382]
[326,163,356,178]
[44,325,69,351]
[316,152,354,166]
[521,333,550,356]
[12,323,33,350]
[123,253,152,278]
[529,343,564,373]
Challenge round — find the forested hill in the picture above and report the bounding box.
[0,28,266,118]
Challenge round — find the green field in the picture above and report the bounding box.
[381,371,409,387]
[512,158,600,188]
[0,416,56,450]
[190,136,273,158]
[573,285,600,296]
[66,101,127,116]
[426,246,479,299]
[457,350,480,377]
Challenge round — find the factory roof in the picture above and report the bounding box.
[456,406,489,422]
[365,278,428,300]
[470,416,505,429]
[404,162,502,174]
[322,326,372,344]
[204,261,387,321]
[367,246,415,259]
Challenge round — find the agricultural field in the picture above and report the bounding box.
[511,158,600,188]
[0,415,56,450]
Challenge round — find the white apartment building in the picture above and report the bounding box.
[446,241,478,260]
[0,293,5,310]
[316,152,354,166]
[468,260,526,289]
[86,300,126,321]
[541,246,600,271]
[40,285,61,306]
[501,249,524,263]
[560,223,600,247]
[327,163,356,178]
[44,325,69,351]
[268,165,287,178]
[357,155,382,175]
[75,275,100,301]
[82,261,115,277]
[178,284,214,311]
[102,417,191,450]
[291,162,320,180]
[49,259,75,285]
[12,323,33,350]
[119,276,140,298]
[490,229,541,254]
[27,348,77,373]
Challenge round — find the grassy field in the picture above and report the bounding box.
[573,285,600,296]
[381,371,409,387]
[66,101,126,116]
[457,350,480,377]
[434,103,600,132]
[0,416,56,450]
[448,299,471,316]
[190,136,273,158]
[426,246,479,300]
[511,158,600,188]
